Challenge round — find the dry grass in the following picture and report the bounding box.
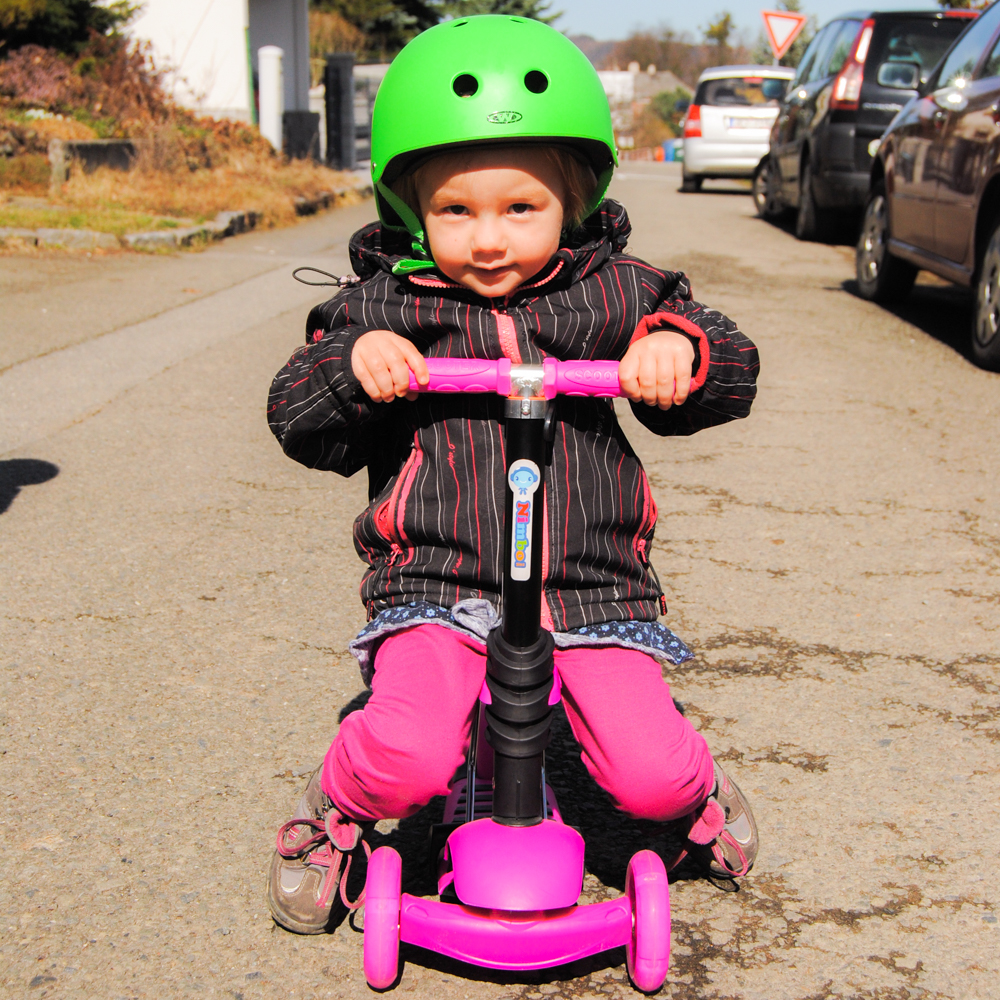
[55,155,359,230]
[0,153,49,192]
[0,201,181,236]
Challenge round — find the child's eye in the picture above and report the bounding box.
[509,203,534,215]
[442,205,468,215]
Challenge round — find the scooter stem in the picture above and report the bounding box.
[485,389,555,827]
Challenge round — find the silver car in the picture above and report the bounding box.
[681,64,796,192]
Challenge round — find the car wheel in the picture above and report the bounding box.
[680,172,703,193]
[795,158,829,241]
[856,184,917,303]
[752,157,783,220]
[971,221,1000,371]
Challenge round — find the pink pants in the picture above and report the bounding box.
[322,624,714,824]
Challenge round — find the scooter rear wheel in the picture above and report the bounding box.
[625,849,670,993]
[364,847,402,990]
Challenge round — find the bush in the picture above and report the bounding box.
[0,150,48,190]
[649,88,691,136]
[0,0,135,55]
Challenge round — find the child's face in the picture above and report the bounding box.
[416,147,566,298]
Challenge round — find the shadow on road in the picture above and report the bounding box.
[0,459,59,515]
[756,211,862,247]
[688,183,750,197]
[842,278,975,364]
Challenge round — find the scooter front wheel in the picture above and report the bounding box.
[625,849,670,993]
[364,847,402,990]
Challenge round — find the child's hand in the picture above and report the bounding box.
[352,330,429,402]
[619,329,696,410]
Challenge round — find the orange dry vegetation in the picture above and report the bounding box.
[59,154,362,228]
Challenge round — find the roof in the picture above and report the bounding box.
[696,64,797,83]
[832,8,976,19]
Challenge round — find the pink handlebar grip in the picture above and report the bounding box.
[409,357,622,398]
[408,358,512,395]
[543,358,623,399]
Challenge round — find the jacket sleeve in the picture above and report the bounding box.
[266,292,388,476]
[628,269,760,437]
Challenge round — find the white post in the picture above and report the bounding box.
[258,45,284,151]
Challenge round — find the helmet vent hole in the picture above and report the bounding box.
[524,70,548,94]
[453,74,479,98]
[453,19,468,26]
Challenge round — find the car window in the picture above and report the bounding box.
[936,2,1000,87]
[868,17,974,85]
[694,76,789,107]
[821,19,863,78]
[806,22,842,83]
[982,30,1000,78]
[792,25,831,86]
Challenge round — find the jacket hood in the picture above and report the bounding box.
[348,200,632,297]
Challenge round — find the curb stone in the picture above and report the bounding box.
[0,226,119,249]
[122,210,260,251]
[0,178,372,252]
[0,213,252,251]
[294,175,374,216]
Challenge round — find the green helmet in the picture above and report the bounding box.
[370,15,617,271]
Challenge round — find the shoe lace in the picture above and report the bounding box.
[275,817,372,910]
[710,832,750,878]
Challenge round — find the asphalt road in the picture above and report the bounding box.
[1,162,998,1000]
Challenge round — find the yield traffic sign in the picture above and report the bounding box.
[761,9,808,60]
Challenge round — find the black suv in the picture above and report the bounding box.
[753,9,976,240]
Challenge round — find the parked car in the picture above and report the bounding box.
[856,0,1000,370]
[680,65,795,192]
[754,8,977,239]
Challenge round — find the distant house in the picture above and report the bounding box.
[129,0,310,123]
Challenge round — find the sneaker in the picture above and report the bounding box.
[266,769,370,934]
[684,760,758,878]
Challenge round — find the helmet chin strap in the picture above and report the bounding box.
[376,181,438,276]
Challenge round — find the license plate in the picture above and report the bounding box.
[725,117,766,129]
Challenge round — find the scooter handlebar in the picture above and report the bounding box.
[408,357,623,399]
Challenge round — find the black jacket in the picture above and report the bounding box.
[268,201,759,629]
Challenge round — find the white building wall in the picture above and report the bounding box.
[130,0,253,121]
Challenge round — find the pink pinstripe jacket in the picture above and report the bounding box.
[268,202,759,631]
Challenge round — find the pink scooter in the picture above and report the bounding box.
[363,358,670,992]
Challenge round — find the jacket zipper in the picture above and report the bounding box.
[492,304,522,363]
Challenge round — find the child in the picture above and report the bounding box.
[266,16,760,934]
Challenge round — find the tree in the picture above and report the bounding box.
[311,0,439,61]
[937,0,991,8]
[311,0,557,61]
[0,0,135,55]
[704,11,733,64]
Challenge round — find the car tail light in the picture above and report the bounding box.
[831,18,875,111]
[683,105,701,138]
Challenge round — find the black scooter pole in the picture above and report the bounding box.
[485,382,555,827]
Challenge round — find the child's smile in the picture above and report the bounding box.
[417,148,566,299]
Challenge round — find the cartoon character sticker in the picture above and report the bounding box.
[508,460,541,582]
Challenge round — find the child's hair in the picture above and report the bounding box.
[391,144,598,232]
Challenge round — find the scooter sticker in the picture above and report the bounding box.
[508,460,541,582]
